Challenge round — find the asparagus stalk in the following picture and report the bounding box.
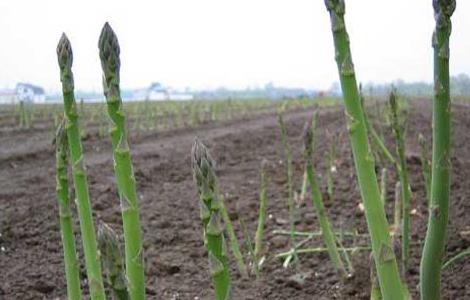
[57,33,106,300]
[303,121,347,277]
[219,195,248,278]
[97,222,130,300]
[389,90,412,270]
[394,182,402,234]
[191,139,231,300]
[299,171,308,203]
[418,133,432,206]
[299,110,318,203]
[278,113,296,245]
[253,159,269,276]
[323,2,406,298]
[55,120,82,300]
[98,22,145,300]
[380,168,388,205]
[326,133,337,202]
[420,1,456,299]
[360,86,397,168]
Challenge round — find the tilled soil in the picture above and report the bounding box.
[0,101,469,299]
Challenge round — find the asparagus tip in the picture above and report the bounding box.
[303,121,313,157]
[191,138,216,196]
[433,0,456,17]
[99,22,120,61]
[57,33,73,69]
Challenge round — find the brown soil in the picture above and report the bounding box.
[0,101,469,299]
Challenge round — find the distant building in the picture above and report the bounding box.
[133,82,194,101]
[0,83,46,104]
[147,82,169,100]
[16,83,46,103]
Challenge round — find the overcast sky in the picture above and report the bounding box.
[0,0,469,93]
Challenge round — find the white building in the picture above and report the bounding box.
[142,82,194,101]
[147,82,169,100]
[16,83,46,103]
[0,83,47,104]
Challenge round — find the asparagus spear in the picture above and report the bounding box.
[303,121,347,278]
[191,138,231,300]
[323,2,406,298]
[389,90,412,270]
[278,113,296,246]
[97,222,130,300]
[379,168,388,205]
[253,159,269,276]
[420,1,456,299]
[55,120,82,300]
[98,22,145,300]
[57,33,106,300]
[418,133,432,206]
[219,195,248,278]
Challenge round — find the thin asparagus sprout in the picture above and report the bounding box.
[239,216,257,275]
[97,222,129,300]
[272,229,369,238]
[299,110,318,203]
[421,2,456,298]
[335,229,354,275]
[57,33,106,300]
[394,182,402,236]
[360,86,397,168]
[380,168,388,205]
[278,113,296,246]
[55,120,82,300]
[326,133,337,202]
[389,90,412,270]
[303,121,347,277]
[276,246,371,258]
[99,22,145,299]
[191,138,231,300]
[253,159,269,277]
[441,248,470,271]
[323,1,406,298]
[299,171,308,203]
[219,195,249,278]
[418,133,432,206]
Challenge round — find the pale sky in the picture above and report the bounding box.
[0,1,469,93]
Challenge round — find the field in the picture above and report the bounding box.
[0,99,468,299]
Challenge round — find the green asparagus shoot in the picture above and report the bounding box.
[99,22,146,300]
[253,159,269,277]
[219,195,249,278]
[420,1,456,299]
[323,1,407,298]
[389,89,412,270]
[97,222,130,300]
[57,33,106,300]
[278,113,296,247]
[191,138,231,300]
[303,121,347,278]
[55,120,82,300]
